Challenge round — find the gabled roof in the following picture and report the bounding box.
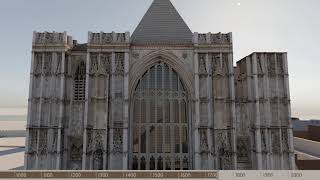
[131,0,193,44]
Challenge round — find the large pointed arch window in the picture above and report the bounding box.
[131,62,189,170]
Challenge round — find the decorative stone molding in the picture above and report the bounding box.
[88,32,130,44]
[129,50,194,99]
[197,32,232,44]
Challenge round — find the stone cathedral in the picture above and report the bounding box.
[25,0,295,170]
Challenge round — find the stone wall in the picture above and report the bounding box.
[26,32,71,170]
[193,32,236,170]
[26,32,294,170]
[234,52,294,170]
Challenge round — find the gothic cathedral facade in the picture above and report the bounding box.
[25,0,295,170]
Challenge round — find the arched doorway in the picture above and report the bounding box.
[130,62,190,170]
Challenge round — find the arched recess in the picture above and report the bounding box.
[129,55,193,170]
[129,50,194,99]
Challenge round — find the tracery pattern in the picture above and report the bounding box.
[131,62,189,170]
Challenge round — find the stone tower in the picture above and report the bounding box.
[25,0,294,170]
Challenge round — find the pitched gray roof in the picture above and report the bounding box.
[131,0,193,44]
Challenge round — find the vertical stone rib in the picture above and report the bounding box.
[273,53,283,169]
[56,52,66,169]
[108,52,116,169]
[193,52,200,169]
[25,51,35,169]
[206,53,214,169]
[35,52,45,169]
[82,52,90,169]
[262,54,272,169]
[252,53,262,169]
[104,72,110,170]
[123,52,130,169]
[228,53,237,169]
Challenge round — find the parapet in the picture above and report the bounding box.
[32,31,73,46]
[193,32,232,45]
[88,31,130,45]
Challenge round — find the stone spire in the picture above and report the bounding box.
[131,0,193,44]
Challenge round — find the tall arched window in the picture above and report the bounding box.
[131,62,189,170]
[74,61,86,101]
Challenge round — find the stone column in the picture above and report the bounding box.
[193,52,201,169]
[82,52,90,169]
[252,53,262,169]
[104,72,110,170]
[228,53,237,169]
[273,54,284,169]
[108,52,116,168]
[25,51,35,169]
[264,54,274,170]
[206,53,214,169]
[35,52,45,169]
[56,52,66,169]
[262,54,272,169]
[123,52,129,169]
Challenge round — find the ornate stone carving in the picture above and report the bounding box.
[39,130,48,155]
[43,53,52,75]
[211,53,222,75]
[210,33,232,44]
[70,137,83,161]
[91,33,100,44]
[113,128,123,153]
[216,130,232,169]
[35,33,45,43]
[221,34,231,44]
[34,32,65,44]
[198,34,207,43]
[210,33,221,44]
[222,53,229,74]
[34,53,43,75]
[277,54,284,73]
[115,53,124,74]
[116,33,126,43]
[199,129,209,153]
[93,130,104,170]
[198,54,207,74]
[90,53,99,74]
[46,33,54,43]
[93,149,103,169]
[55,53,62,74]
[102,33,113,43]
[237,137,249,163]
[267,54,276,76]
[281,129,289,152]
[30,130,38,153]
[94,130,104,151]
[100,53,111,74]
[199,34,207,43]
[57,33,64,43]
[70,105,83,136]
[271,130,280,154]
[44,33,53,43]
